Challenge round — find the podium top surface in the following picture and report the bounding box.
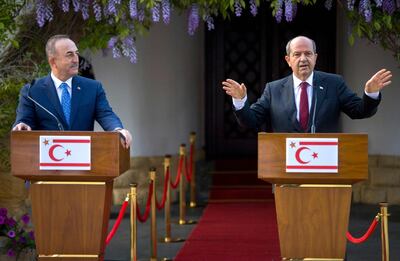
[11,131,130,182]
[258,133,368,185]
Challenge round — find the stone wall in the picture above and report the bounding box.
[353,155,400,205]
[0,172,28,217]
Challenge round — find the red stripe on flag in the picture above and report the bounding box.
[53,139,90,143]
[299,141,338,145]
[286,165,338,169]
[39,163,91,167]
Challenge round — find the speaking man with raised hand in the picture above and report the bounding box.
[222,35,392,133]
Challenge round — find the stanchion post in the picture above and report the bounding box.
[179,144,187,225]
[129,183,137,261]
[380,202,390,261]
[163,155,172,242]
[189,132,197,208]
[150,168,157,261]
[160,155,185,244]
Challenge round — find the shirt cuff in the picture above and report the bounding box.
[232,95,247,110]
[365,90,380,100]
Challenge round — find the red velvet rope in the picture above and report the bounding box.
[136,181,154,223]
[189,143,194,177]
[170,156,183,189]
[347,216,379,244]
[184,157,192,182]
[156,167,170,210]
[106,199,129,245]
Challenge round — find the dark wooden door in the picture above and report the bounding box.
[205,3,336,159]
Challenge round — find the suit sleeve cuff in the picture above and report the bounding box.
[232,95,247,111]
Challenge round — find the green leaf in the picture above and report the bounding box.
[348,33,354,46]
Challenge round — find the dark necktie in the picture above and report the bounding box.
[299,82,309,131]
[60,83,71,126]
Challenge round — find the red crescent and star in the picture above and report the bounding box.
[48,144,64,161]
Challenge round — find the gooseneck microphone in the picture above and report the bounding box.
[26,80,65,131]
[310,86,318,133]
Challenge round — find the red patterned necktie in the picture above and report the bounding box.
[299,82,309,131]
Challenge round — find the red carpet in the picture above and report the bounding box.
[175,160,281,260]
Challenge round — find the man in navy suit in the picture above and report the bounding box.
[13,35,132,148]
[222,36,393,133]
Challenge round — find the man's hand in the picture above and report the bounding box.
[222,79,247,99]
[12,123,31,131]
[365,69,392,93]
[117,129,132,149]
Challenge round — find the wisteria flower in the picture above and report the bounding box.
[250,0,258,16]
[129,0,138,19]
[234,0,242,17]
[151,2,160,22]
[162,0,171,24]
[188,4,199,36]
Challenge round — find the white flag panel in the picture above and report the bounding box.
[286,138,338,173]
[39,136,91,170]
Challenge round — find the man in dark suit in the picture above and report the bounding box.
[13,35,132,148]
[222,36,392,133]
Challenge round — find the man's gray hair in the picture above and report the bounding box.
[285,36,316,55]
[45,34,71,58]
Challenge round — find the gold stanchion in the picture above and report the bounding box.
[178,144,197,225]
[130,183,137,261]
[160,155,185,243]
[150,168,157,261]
[380,202,390,261]
[189,132,197,208]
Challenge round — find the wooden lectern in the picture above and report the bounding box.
[258,133,368,260]
[11,131,130,261]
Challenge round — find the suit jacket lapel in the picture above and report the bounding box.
[43,75,68,128]
[312,71,327,123]
[70,76,82,126]
[281,76,302,132]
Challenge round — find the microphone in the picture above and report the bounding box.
[26,80,65,131]
[310,86,319,133]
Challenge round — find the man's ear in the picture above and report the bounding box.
[285,55,291,66]
[48,57,55,68]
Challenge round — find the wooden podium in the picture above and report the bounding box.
[11,131,130,261]
[258,133,368,260]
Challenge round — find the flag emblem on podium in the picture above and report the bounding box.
[39,136,91,170]
[286,138,338,173]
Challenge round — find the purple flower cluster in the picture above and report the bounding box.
[36,0,54,27]
[129,0,138,19]
[162,0,171,24]
[72,0,80,12]
[204,15,215,31]
[80,0,90,20]
[250,0,258,16]
[0,208,35,256]
[359,0,372,22]
[107,0,119,16]
[234,0,242,17]
[138,7,145,22]
[107,36,121,58]
[284,0,293,22]
[122,36,137,63]
[93,1,102,21]
[382,0,396,14]
[347,0,356,10]
[188,4,199,36]
[59,0,70,12]
[275,0,283,23]
[151,2,160,22]
[375,0,383,7]
[325,0,333,10]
